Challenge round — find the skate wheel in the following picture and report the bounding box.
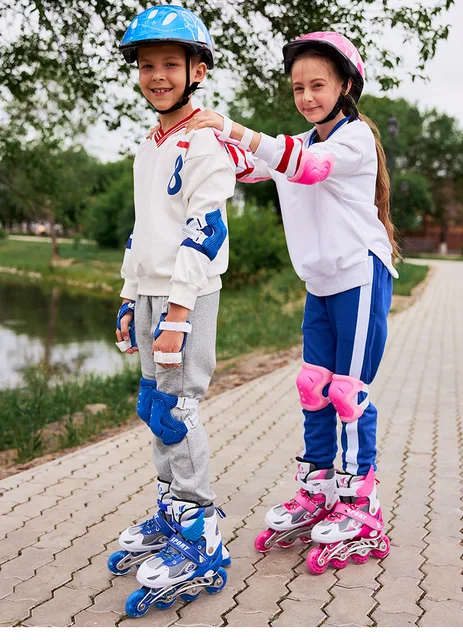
[254,529,275,552]
[180,587,201,602]
[306,547,328,575]
[351,551,370,565]
[125,587,151,618]
[154,598,176,609]
[330,557,349,569]
[107,550,131,576]
[277,539,295,548]
[371,535,390,559]
[205,567,227,594]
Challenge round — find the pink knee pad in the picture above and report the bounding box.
[296,363,333,411]
[328,374,368,422]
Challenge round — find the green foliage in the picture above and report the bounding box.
[0,138,100,229]
[392,171,433,232]
[217,266,305,360]
[225,201,290,286]
[0,1,455,136]
[0,227,8,239]
[0,363,141,461]
[84,169,134,248]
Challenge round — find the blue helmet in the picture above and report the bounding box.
[120,5,214,69]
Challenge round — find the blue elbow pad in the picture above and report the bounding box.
[181,210,227,261]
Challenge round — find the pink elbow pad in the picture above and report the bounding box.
[288,151,334,185]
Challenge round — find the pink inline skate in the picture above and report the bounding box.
[254,460,337,552]
[306,466,390,573]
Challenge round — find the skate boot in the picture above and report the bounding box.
[125,499,230,617]
[306,466,390,574]
[107,480,176,576]
[254,460,337,552]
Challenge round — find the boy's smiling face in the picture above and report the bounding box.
[138,44,206,112]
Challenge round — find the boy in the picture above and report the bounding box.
[110,5,235,615]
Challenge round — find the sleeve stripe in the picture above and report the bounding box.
[275,135,295,174]
[226,142,240,168]
[236,167,254,179]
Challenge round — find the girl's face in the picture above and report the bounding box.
[291,55,346,123]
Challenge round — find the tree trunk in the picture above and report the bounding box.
[46,201,59,268]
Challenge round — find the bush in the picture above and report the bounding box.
[224,201,290,287]
[85,171,134,248]
[0,227,8,239]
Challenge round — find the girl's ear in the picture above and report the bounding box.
[192,61,207,83]
[346,78,353,95]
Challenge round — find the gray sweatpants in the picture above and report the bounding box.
[135,292,219,505]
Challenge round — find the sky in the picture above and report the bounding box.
[85,1,463,163]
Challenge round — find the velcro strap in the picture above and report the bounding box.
[167,535,205,564]
[157,502,168,513]
[159,321,192,334]
[217,115,233,141]
[294,490,318,514]
[334,502,382,530]
[115,339,131,352]
[153,351,183,364]
[182,221,208,245]
[238,127,254,150]
[176,397,198,411]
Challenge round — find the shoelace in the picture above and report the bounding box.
[140,514,161,534]
[159,544,183,563]
[282,489,316,511]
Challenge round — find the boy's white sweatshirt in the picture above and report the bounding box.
[231,118,398,297]
[120,110,236,310]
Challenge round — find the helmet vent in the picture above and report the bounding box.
[148,9,158,20]
[163,12,177,26]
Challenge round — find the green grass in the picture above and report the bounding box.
[404,252,463,262]
[0,364,141,462]
[0,238,123,292]
[394,261,429,296]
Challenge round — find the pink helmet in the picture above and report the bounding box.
[282,32,365,103]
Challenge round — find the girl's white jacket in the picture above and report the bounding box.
[120,111,236,310]
[231,118,398,297]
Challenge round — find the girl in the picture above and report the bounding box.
[186,32,398,573]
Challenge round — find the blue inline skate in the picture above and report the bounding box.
[107,480,176,576]
[125,498,230,617]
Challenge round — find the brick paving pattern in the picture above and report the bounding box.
[1,259,462,627]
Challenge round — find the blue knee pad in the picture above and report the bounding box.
[149,389,190,446]
[137,377,157,425]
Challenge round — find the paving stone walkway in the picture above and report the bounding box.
[1,259,462,627]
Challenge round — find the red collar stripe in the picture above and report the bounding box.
[154,109,200,147]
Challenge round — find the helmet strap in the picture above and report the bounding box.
[147,51,200,115]
[314,94,344,125]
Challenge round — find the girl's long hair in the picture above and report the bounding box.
[294,51,401,263]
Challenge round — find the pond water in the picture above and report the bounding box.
[0,277,139,389]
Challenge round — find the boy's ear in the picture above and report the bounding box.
[192,61,207,84]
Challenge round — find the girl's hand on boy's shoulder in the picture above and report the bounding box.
[146,124,160,139]
[185,109,224,134]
